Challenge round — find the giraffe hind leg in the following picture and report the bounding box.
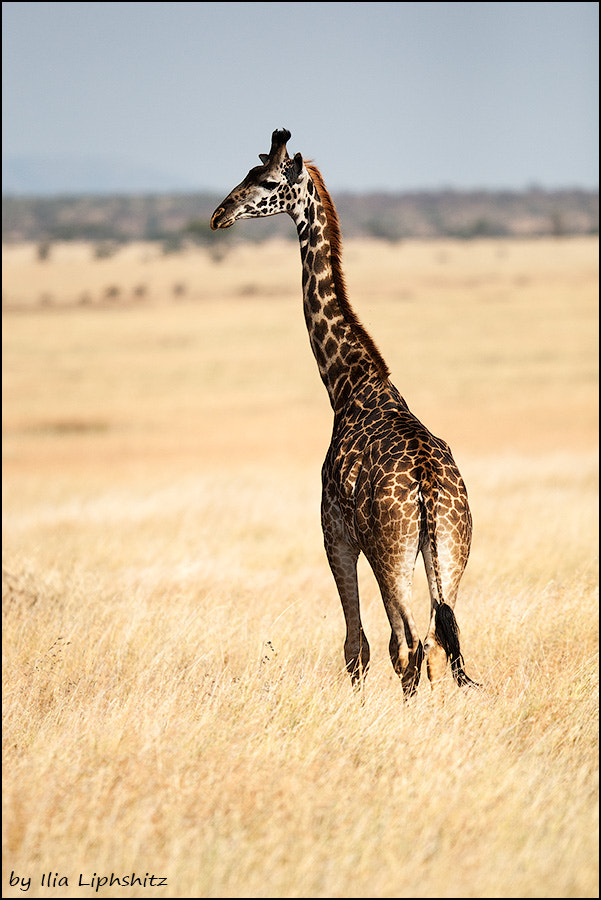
[389,629,424,698]
[369,523,424,698]
[376,564,424,698]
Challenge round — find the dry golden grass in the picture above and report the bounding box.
[2,237,599,898]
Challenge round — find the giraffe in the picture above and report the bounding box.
[211,129,478,696]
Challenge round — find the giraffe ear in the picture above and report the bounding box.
[291,152,304,182]
[284,152,303,186]
[258,153,269,164]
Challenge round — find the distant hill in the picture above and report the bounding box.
[2,155,198,196]
[2,186,598,244]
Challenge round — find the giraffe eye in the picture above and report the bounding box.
[262,180,278,191]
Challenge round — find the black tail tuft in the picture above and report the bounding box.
[435,602,480,688]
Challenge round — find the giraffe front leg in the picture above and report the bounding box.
[346,622,370,687]
[328,538,369,688]
[322,498,369,688]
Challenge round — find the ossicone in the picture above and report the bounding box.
[258,128,292,165]
[271,128,292,148]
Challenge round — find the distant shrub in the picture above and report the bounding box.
[94,241,119,259]
[208,244,229,263]
[364,217,402,243]
[185,219,230,260]
[185,219,213,244]
[161,234,184,254]
[550,211,565,237]
[37,241,52,262]
[445,218,509,240]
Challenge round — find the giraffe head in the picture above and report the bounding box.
[211,128,305,230]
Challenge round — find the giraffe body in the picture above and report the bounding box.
[211,129,477,695]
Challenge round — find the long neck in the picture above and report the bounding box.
[289,164,389,411]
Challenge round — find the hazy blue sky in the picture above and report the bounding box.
[2,1,599,192]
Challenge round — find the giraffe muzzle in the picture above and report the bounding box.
[210,207,234,230]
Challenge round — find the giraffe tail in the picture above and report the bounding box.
[434,602,480,688]
[420,468,480,689]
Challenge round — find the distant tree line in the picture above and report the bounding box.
[2,188,598,247]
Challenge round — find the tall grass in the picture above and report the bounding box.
[2,238,598,897]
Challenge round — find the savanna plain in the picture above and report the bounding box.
[2,236,598,898]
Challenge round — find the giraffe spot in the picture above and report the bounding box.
[322,297,338,316]
[314,319,328,342]
[363,408,382,427]
[346,350,363,368]
[319,280,335,300]
[329,358,345,382]
[448,507,461,525]
[313,251,327,274]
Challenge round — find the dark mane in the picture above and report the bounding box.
[304,162,390,380]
